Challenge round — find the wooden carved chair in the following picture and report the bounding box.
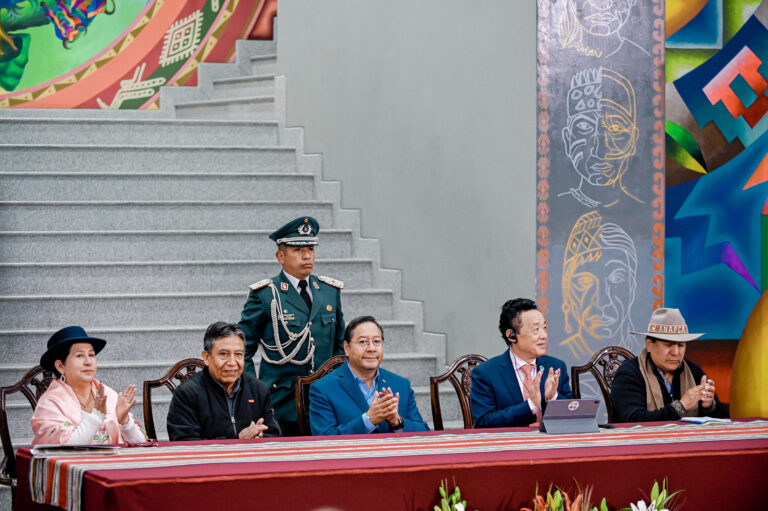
[429,354,487,431]
[570,345,635,420]
[0,365,55,503]
[142,358,205,440]
[295,355,348,437]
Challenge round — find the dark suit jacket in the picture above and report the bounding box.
[238,271,345,423]
[470,351,573,428]
[309,362,430,435]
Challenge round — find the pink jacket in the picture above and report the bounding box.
[31,378,124,446]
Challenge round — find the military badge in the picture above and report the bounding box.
[313,281,319,289]
[326,305,333,311]
[281,282,289,291]
[298,222,312,235]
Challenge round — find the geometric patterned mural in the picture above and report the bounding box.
[666,0,768,339]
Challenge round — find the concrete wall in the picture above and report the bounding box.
[277,1,536,361]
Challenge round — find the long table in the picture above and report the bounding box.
[14,420,768,511]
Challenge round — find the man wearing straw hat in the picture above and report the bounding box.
[610,307,730,423]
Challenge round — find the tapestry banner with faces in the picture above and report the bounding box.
[536,0,665,384]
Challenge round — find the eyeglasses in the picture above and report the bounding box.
[349,339,383,348]
[519,325,548,336]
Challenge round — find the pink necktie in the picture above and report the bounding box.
[522,363,542,424]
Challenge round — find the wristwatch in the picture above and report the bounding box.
[392,415,405,431]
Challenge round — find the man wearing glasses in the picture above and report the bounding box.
[471,298,574,428]
[308,315,430,435]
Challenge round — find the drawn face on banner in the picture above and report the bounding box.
[561,212,638,358]
[570,0,636,37]
[561,67,639,206]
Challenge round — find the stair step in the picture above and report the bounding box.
[175,96,276,120]
[0,172,316,201]
[0,144,297,173]
[0,118,279,146]
[250,54,277,74]
[0,321,419,364]
[0,259,375,294]
[0,289,396,329]
[0,200,333,230]
[0,229,355,262]
[210,74,276,99]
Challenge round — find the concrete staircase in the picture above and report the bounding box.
[0,38,457,505]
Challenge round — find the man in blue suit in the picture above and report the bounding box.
[471,298,573,428]
[309,316,430,435]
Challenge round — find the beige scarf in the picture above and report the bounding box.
[637,348,697,417]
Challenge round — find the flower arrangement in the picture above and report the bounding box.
[432,479,680,511]
[621,479,680,511]
[434,479,467,511]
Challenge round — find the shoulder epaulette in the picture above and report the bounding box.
[248,278,273,291]
[317,275,344,289]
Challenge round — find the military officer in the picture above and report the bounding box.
[238,216,345,436]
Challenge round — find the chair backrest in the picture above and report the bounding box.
[429,354,487,431]
[570,345,635,420]
[0,365,55,497]
[142,358,205,440]
[295,355,348,436]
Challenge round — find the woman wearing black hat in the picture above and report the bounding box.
[31,326,146,446]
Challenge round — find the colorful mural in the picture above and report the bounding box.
[537,0,665,398]
[0,0,276,108]
[665,0,768,339]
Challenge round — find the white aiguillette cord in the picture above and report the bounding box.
[263,282,316,371]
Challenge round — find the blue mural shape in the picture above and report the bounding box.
[667,0,723,49]
[666,128,768,338]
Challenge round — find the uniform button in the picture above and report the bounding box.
[272,384,277,388]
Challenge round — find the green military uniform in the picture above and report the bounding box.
[237,217,345,427]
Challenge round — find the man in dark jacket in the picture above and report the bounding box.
[167,322,280,440]
[471,298,574,428]
[611,308,729,423]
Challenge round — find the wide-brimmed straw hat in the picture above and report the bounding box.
[630,307,704,342]
[40,326,107,372]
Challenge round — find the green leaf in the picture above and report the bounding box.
[439,486,446,498]
[434,507,441,511]
[553,490,563,510]
[442,500,449,511]
[650,481,659,502]
[601,497,608,511]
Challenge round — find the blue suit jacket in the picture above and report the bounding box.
[309,363,430,435]
[470,351,574,428]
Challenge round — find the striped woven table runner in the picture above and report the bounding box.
[31,420,768,511]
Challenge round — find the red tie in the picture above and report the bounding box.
[522,363,542,424]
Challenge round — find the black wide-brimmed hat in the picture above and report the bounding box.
[40,326,107,372]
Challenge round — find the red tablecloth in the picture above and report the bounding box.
[15,421,768,511]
